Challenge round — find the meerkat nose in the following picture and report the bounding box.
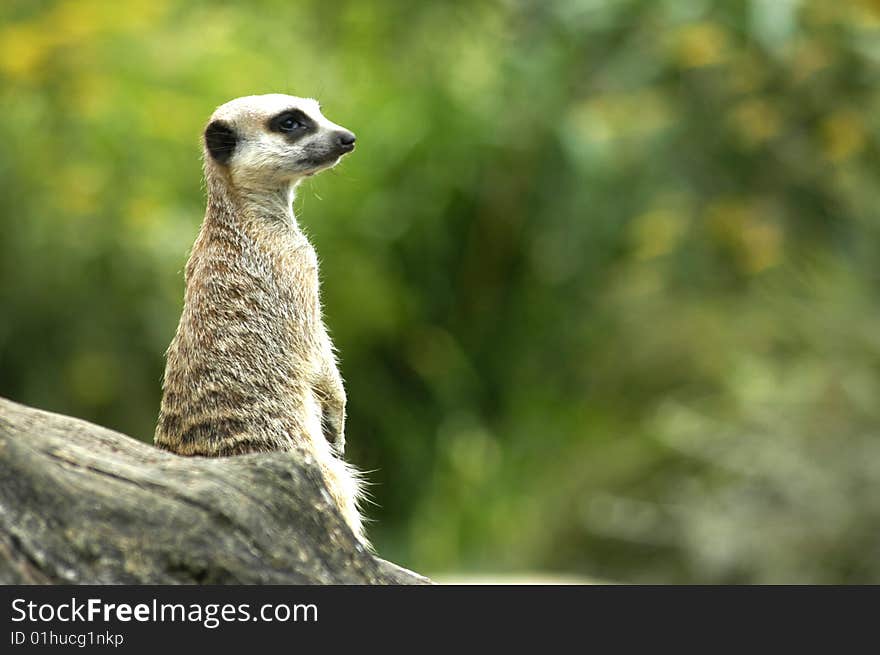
[337,130,356,149]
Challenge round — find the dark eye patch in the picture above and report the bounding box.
[268,109,315,135]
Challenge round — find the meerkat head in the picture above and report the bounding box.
[203,94,356,191]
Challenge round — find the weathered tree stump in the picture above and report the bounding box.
[0,397,428,584]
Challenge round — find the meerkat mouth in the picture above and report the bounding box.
[303,162,333,177]
[301,154,347,176]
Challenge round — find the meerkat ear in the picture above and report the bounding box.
[204,120,237,164]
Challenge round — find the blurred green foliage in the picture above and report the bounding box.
[2,0,880,583]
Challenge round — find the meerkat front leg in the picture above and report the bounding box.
[317,372,346,454]
[314,333,347,454]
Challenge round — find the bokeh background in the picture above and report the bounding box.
[2,0,880,583]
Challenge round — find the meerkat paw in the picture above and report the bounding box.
[321,402,346,455]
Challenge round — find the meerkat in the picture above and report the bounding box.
[155,94,366,543]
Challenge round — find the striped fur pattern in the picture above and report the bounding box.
[155,95,366,544]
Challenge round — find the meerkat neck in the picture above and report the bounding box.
[205,166,303,233]
[239,184,299,228]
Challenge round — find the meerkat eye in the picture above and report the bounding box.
[279,116,303,131]
[270,110,311,134]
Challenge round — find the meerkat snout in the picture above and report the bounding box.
[336,130,356,149]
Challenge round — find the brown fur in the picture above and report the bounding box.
[155,95,365,544]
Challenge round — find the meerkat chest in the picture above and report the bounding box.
[249,228,317,279]
[270,237,321,317]
[239,224,322,325]
[276,240,319,285]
